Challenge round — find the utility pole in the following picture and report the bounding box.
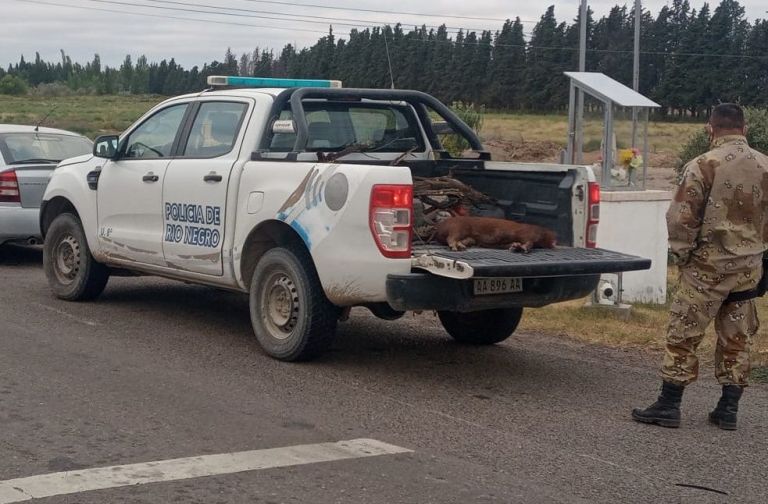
[633,0,640,93]
[567,0,588,165]
[632,0,641,149]
[575,0,587,163]
[579,0,587,73]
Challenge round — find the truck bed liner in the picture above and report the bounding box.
[412,245,651,278]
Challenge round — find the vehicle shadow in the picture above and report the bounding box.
[96,279,628,402]
[0,243,43,265]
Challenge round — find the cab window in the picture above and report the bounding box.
[183,102,249,158]
[269,103,424,153]
[123,104,188,159]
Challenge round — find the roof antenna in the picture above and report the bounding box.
[34,105,57,132]
[383,26,396,89]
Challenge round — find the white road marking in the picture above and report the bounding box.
[0,438,411,503]
[32,303,101,327]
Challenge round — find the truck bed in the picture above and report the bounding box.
[411,245,650,278]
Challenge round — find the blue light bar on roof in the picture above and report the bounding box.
[207,75,342,88]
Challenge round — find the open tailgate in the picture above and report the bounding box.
[411,245,651,279]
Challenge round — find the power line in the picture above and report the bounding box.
[77,0,499,36]
[143,0,498,33]
[14,0,338,34]
[82,0,375,29]
[12,0,499,38]
[236,0,530,23]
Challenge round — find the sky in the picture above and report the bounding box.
[2,0,766,69]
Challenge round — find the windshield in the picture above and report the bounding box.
[0,132,92,164]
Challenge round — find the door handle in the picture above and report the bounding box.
[204,173,223,183]
[142,173,159,183]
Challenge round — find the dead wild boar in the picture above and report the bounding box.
[434,216,557,253]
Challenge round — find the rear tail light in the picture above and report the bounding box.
[0,170,21,204]
[370,184,413,259]
[586,182,600,248]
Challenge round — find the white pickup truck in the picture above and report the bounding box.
[40,76,649,361]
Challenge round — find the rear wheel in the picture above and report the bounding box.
[249,244,338,361]
[43,213,109,301]
[438,307,523,345]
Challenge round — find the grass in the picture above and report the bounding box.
[752,366,768,384]
[519,267,768,373]
[482,112,702,154]
[0,94,164,139]
[1,95,703,155]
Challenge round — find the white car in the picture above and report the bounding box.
[0,125,92,246]
[40,76,649,361]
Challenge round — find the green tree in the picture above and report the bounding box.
[442,101,485,157]
[119,55,133,93]
[487,19,527,108]
[706,0,749,106]
[592,6,633,85]
[525,6,568,110]
[654,0,692,115]
[0,74,28,95]
[741,20,768,107]
[223,47,239,75]
[131,55,149,94]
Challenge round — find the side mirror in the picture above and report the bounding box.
[93,135,120,159]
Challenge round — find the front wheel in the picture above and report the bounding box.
[43,213,109,301]
[438,307,523,345]
[249,245,338,361]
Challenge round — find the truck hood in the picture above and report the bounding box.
[57,153,94,168]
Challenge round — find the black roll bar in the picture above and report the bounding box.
[287,88,485,154]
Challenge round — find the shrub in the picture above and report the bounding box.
[442,101,485,157]
[583,138,602,153]
[30,82,74,97]
[676,108,768,180]
[0,75,28,95]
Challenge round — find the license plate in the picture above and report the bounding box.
[473,277,523,296]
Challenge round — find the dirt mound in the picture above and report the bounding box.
[484,139,563,162]
[483,139,683,191]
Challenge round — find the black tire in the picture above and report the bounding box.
[438,307,523,345]
[43,213,109,301]
[249,244,338,361]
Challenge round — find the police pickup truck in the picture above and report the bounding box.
[40,76,649,361]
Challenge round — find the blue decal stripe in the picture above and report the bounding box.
[289,220,312,249]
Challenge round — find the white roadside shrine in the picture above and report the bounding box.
[564,72,672,306]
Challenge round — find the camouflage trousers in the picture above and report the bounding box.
[662,264,760,387]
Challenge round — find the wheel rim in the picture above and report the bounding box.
[53,234,81,285]
[260,271,300,340]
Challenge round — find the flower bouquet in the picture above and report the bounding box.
[617,147,643,185]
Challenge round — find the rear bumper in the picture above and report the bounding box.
[386,272,600,312]
[0,205,41,244]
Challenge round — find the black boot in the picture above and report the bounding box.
[632,381,684,428]
[709,385,744,431]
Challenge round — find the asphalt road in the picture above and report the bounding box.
[1,244,766,503]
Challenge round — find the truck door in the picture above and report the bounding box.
[161,100,250,276]
[97,103,189,267]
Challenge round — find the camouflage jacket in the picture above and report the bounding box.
[668,135,768,273]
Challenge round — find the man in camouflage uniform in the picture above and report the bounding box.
[633,104,768,430]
